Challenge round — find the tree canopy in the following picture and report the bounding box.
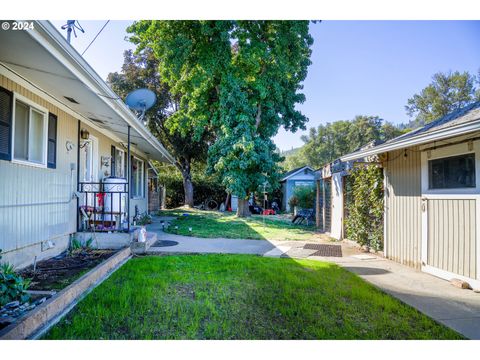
[282,116,405,170]
[107,47,212,207]
[127,20,313,216]
[405,70,480,127]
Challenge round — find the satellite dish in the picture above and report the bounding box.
[125,88,156,124]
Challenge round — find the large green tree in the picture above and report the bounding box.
[107,48,211,207]
[128,21,313,217]
[406,70,480,127]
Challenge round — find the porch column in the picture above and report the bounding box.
[316,179,321,229]
[127,125,131,232]
[76,119,81,232]
[322,179,326,232]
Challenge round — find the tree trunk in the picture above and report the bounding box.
[236,198,251,218]
[175,158,194,208]
[182,174,194,208]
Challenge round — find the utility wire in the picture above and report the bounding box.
[81,20,110,56]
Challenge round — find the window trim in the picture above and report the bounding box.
[421,140,480,196]
[11,93,49,168]
[131,156,145,199]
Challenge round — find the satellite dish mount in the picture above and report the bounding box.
[61,20,84,44]
[125,89,156,125]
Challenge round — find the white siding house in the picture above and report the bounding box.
[0,21,174,268]
[342,102,480,289]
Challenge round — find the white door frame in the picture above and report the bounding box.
[420,140,480,289]
[80,135,99,209]
[80,135,99,183]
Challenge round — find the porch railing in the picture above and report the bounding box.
[77,181,129,232]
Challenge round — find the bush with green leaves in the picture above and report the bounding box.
[287,195,299,212]
[137,212,152,225]
[158,165,226,209]
[345,165,384,251]
[0,249,31,306]
[69,237,93,254]
[292,185,316,210]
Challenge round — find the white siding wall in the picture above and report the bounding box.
[0,74,77,268]
[0,75,149,268]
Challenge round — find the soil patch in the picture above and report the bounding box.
[19,249,116,291]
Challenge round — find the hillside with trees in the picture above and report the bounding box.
[281,116,405,171]
[282,69,480,171]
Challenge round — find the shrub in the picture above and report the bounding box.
[293,185,316,209]
[0,249,31,306]
[345,164,384,251]
[158,165,226,208]
[137,212,152,225]
[288,195,299,212]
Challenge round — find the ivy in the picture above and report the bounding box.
[345,164,384,251]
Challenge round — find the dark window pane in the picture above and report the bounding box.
[428,153,475,189]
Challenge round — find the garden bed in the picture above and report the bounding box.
[0,249,121,337]
[19,249,115,291]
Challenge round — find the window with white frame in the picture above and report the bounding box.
[428,153,476,189]
[13,98,47,166]
[131,157,145,198]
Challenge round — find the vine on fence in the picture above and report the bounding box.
[345,164,384,251]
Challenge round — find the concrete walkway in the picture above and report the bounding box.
[146,219,480,339]
[323,254,480,340]
[150,231,276,255]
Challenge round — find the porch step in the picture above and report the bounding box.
[130,232,158,254]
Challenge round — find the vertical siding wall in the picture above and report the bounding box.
[427,199,477,279]
[0,75,78,267]
[384,147,422,268]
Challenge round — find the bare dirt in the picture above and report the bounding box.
[19,249,115,291]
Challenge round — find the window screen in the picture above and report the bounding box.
[428,153,475,189]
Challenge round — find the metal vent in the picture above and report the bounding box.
[64,96,79,104]
[88,117,104,124]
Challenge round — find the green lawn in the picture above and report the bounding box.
[158,208,325,241]
[43,255,462,340]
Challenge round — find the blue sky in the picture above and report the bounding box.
[51,20,480,151]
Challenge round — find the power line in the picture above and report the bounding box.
[81,20,110,56]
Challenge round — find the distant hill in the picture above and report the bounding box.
[279,147,300,157]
